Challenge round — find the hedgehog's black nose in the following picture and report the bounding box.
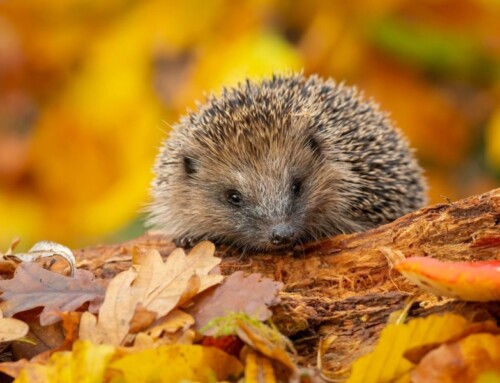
[270,225,294,246]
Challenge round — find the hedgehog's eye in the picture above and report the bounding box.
[226,189,243,207]
[183,156,197,175]
[291,179,302,196]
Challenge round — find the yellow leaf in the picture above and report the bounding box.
[245,348,276,383]
[477,371,500,383]
[412,333,500,383]
[193,30,302,97]
[108,344,243,383]
[347,314,470,383]
[14,340,115,383]
[486,108,500,171]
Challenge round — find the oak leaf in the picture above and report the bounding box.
[79,242,222,346]
[0,262,105,325]
[133,309,195,348]
[189,270,283,333]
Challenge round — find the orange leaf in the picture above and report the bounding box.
[412,333,500,383]
[395,257,500,301]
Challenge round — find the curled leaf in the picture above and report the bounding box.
[7,241,76,277]
[395,257,500,301]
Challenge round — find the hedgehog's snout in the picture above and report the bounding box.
[269,224,295,246]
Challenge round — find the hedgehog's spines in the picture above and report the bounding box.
[148,73,427,251]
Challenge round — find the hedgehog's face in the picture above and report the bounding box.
[171,129,346,252]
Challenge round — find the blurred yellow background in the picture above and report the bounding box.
[0,0,499,250]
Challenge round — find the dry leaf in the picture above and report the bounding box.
[0,360,34,380]
[244,348,277,383]
[108,344,244,382]
[79,242,222,346]
[347,313,471,383]
[133,328,195,349]
[135,242,222,317]
[0,309,28,342]
[412,333,500,383]
[145,309,194,339]
[79,269,137,345]
[7,241,76,277]
[395,257,500,301]
[132,309,195,348]
[236,319,297,375]
[11,313,65,361]
[190,271,283,333]
[0,262,104,325]
[128,305,157,334]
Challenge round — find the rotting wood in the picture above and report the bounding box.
[72,188,500,372]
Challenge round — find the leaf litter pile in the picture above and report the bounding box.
[0,238,500,382]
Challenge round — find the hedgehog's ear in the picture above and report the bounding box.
[183,156,198,176]
[307,136,321,157]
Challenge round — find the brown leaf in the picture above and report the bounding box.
[11,312,65,361]
[54,311,82,353]
[79,269,137,345]
[236,320,297,375]
[129,305,157,334]
[0,309,28,342]
[133,329,195,349]
[135,242,222,317]
[145,309,195,339]
[0,359,33,379]
[189,271,283,332]
[0,262,105,325]
[133,310,196,349]
[79,242,222,346]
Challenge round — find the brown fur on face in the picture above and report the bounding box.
[148,74,427,251]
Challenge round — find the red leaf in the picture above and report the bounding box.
[395,257,500,301]
[201,335,244,357]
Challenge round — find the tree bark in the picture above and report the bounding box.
[74,188,500,372]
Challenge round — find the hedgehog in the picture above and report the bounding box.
[147,73,427,251]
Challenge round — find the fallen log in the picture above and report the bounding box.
[73,188,500,372]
